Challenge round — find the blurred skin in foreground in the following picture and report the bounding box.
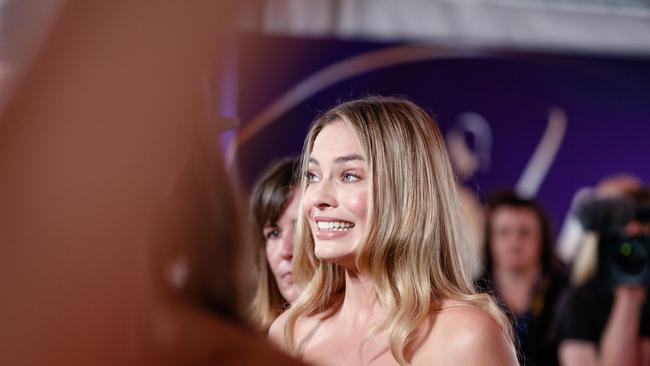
[0,1,303,365]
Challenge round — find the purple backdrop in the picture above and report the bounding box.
[233,33,650,232]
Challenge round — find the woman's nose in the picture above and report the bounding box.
[280,235,293,259]
[310,179,337,210]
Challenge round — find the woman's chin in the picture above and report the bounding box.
[314,248,356,269]
[281,287,301,304]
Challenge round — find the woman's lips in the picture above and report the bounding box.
[315,228,352,240]
[282,272,293,280]
[313,217,354,240]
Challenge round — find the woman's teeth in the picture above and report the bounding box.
[317,221,354,231]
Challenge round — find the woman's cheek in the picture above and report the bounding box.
[345,189,368,219]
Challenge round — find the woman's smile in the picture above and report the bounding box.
[314,216,356,239]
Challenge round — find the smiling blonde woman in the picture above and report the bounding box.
[269,96,518,366]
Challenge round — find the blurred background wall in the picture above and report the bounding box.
[226,0,650,255]
[243,0,650,54]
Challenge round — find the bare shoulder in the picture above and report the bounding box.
[268,310,290,349]
[268,310,322,353]
[412,299,518,366]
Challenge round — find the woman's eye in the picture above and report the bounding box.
[305,171,320,183]
[342,172,360,183]
[265,229,281,240]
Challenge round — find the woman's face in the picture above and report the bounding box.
[490,206,542,273]
[264,190,301,303]
[303,120,368,269]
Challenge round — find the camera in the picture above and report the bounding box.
[598,233,650,285]
[577,196,650,285]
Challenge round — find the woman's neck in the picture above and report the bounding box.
[336,269,385,327]
[493,265,542,314]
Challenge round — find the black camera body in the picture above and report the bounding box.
[577,197,650,285]
[598,232,650,285]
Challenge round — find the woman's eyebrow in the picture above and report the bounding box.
[334,154,364,164]
[308,154,364,165]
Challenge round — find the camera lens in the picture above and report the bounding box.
[607,235,650,284]
[614,240,647,275]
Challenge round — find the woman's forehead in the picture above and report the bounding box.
[310,121,363,161]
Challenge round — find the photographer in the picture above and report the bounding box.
[556,187,650,366]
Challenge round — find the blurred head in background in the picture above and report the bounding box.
[249,157,302,331]
[571,177,650,286]
[622,188,650,236]
[485,191,562,277]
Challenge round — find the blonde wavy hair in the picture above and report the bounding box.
[284,96,513,365]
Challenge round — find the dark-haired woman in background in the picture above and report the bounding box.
[249,157,304,331]
[479,191,568,366]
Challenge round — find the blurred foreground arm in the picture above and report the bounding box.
[0,1,302,365]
